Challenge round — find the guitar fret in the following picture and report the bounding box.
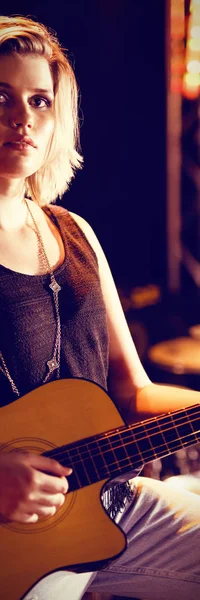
[76,447,92,485]
[154,417,171,454]
[85,443,101,480]
[178,409,200,444]
[156,415,182,451]
[107,430,136,473]
[118,426,145,466]
[70,442,108,486]
[169,414,184,449]
[106,432,121,471]
[185,409,195,433]
[89,438,110,478]
[54,443,94,490]
[97,433,134,477]
[115,431,133,469]
[136,422,159,459]
[147,421,170,455]
[127,426,145,463]
[98,436,126,476]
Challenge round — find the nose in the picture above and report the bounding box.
[9,103,33,130]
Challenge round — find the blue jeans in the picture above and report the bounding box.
[25,476,200,600]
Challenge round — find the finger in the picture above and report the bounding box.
[23,513,39,523]
[27,454,72,478]
[12,512,39,524]
[36,493,65,509]
[31,505,57,518]
[19,504,57,520]
[39,473,69,494]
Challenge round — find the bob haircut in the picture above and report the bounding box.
[0,15,83,205]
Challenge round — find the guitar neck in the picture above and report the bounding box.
[44,404,200,492]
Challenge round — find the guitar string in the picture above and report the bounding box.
[51,423,200,462]
[59,432,199,468]
[43,411,200,464]
[49,432,200,487]
[44,415,200,467]
[45,408,200,456]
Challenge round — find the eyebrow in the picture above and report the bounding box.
[0,82,54,94]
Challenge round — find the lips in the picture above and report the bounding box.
[5,142,31,146]
[5,142,30,146]
[3,141,35,152]
[4,136,36,148]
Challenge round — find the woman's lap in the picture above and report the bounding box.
[24,476,200,600]
[89,476,200,599]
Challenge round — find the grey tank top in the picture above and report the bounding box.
[0,204,134,518]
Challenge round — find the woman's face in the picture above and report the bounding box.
[0,53,55,180]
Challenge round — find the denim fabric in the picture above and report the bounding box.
[24,476,200,600]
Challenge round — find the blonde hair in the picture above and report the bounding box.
[0,15,83,205]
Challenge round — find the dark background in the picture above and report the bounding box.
[3,2,200,478]
[2,0,167,290]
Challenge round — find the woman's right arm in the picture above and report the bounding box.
[0,451,72,523]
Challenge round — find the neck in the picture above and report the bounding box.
[0,178,27,231]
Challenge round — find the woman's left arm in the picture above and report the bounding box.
[70,213,200,421]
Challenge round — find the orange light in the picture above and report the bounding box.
[182,72,200,97]
[182,0,200,97]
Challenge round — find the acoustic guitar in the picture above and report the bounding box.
[0,378,199,600]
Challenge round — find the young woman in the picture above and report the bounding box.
[0,14,199,600]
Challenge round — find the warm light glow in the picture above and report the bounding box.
[187,59,200,72]
[183,71,200,97]
[190,25,200,36]
[188,38,200,50]
[184,71,200,84]
[170,0,185,93]
[182,0,200,98]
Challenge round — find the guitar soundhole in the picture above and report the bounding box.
[0,437,77,534]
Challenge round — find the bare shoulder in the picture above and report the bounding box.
[69,212,99,251]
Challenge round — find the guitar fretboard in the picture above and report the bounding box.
[44,404,200,492]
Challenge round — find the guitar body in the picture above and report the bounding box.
[0,379,127,600]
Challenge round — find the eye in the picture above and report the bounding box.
[31,96,53,108]
[0,92,8,104]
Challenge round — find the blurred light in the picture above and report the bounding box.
[190,25,200,36]
[187,59,200,72]
[188,38,200,50]
[182,72,200,97]
[130,285,161,309]
[190,0,200,9]
[182,0,200,98]
[184,72,200,85]
[170,0,185,93]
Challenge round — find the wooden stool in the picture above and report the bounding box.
[147,336,200,389]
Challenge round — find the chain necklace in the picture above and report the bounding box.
[0,199,62,398]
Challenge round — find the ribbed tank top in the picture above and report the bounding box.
[0,205,109,406]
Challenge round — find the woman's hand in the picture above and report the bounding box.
[0,451,72,523]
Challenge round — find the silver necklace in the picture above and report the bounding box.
[0,199,62,398]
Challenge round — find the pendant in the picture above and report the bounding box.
[47,358,59,373]
[49,279,61,294]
